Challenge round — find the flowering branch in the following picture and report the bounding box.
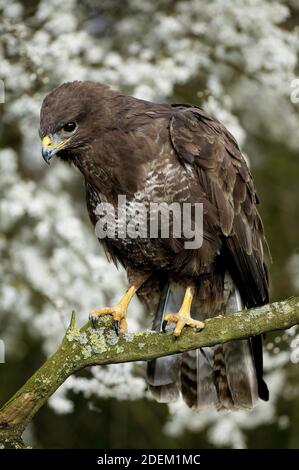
[0,296,298,448]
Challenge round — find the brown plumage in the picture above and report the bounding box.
[40,81,269,410]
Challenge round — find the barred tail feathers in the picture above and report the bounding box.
[147,275,261,410]
[146,283,181,402]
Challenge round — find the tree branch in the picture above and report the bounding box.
[0,297,298,448]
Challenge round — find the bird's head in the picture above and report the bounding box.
[39,81,110,164]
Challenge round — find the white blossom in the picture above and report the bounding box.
[0,0,298,448]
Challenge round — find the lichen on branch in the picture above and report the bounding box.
[0,296,298,448]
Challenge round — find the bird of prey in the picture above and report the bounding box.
[40,81,269,410]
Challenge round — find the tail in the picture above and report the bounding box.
[147,274,268,410]
[146,283,181,402]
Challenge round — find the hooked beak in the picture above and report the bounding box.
[42,147,57,164]
[41,135,69,164]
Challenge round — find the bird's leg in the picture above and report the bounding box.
[163,286,205,337]
[89,286,138,334]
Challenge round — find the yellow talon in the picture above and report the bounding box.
[164,286,205,337]
[89,285,137,334]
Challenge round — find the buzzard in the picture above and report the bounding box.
[40,81,269,410]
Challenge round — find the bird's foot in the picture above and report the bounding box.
[163,312,204,337]
[162,285,204,337]
[89,286,138,334]
[89,304,128,334]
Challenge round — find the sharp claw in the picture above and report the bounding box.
[89,315,97,329]
[162,320,167,333]
[193,321,205,332]
[114,320,120,335]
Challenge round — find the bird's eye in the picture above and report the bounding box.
[62,122,77,133]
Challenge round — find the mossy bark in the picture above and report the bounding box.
[0,297,298,448]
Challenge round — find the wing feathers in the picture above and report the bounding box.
[169,106,269,307]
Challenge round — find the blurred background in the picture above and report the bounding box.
[0,0,299,449]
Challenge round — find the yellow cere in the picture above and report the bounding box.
[42,135,70,149]
[42,135,52,147]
